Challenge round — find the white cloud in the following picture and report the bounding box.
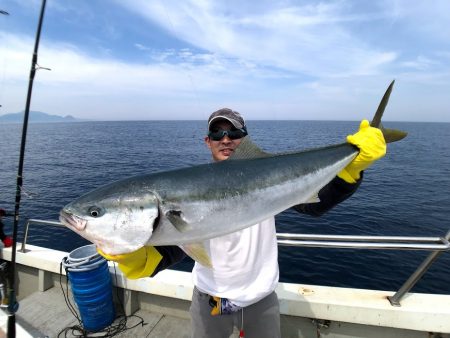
[0,31,299,119]
[401,56,439,71]
[1,1,450,122]
[390,0,450,42]
[115,1,397,77]
[134,43,151,51]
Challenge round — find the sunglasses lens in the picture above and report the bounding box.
[209,129,247,141]
[209,132,223,141]
[228,130,246,139]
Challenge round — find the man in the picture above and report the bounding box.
[100,108,386,337]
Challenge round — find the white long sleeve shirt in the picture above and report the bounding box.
[192,217,279,307]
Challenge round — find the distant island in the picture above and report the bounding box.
[0,111,84,123]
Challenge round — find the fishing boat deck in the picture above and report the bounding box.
[2,244,450,338]
[12,286,193,338]
[6,282,450,338]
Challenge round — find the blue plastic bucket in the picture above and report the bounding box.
[63,244,115,331]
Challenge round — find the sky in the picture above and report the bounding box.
[0,0,449,122]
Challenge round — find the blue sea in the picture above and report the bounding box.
[0,120,449,294]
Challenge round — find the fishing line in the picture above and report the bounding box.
[58,262,146,338]
[20,186,39,199]
[59,261,82,321]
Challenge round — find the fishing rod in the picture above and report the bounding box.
[7,0,47,337]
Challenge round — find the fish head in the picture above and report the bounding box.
[60,183,159,256]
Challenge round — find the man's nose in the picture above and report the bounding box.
[220,134,232,142]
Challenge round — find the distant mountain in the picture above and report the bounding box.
[0,111,83,123]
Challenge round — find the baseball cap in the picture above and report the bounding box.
[207,108,246,130]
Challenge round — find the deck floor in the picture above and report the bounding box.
[15,286,194,338]
[8,284,447,338]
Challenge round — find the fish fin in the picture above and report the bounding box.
[370,80,395,129]
[305,194,320,203]
[166,209,191,232]
[370,80,407,144]
[181,243,212,268]
[229,136,272,160]
[381,126,408,143]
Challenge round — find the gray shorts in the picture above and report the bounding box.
[190,287,281,338]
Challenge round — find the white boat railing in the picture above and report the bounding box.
[277,230,450,306]
[276,232,450,250]
[18,219,450,307]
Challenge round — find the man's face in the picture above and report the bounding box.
[205,120,244,162]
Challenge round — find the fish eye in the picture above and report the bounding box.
[88,206,103,218]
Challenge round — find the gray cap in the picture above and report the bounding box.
[208,108,246,130]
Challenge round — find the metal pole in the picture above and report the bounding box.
[388,230,450,306]
[8,1,47,336]
[20,219,64,253]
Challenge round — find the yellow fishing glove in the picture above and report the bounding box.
[97,246,162,279]
[338,119,386,183]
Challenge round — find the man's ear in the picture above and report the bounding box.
[204,136,211,149]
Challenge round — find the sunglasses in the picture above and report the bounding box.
[208,128,247,141]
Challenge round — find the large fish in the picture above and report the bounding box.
[60,81,407,266]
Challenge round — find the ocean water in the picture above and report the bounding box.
[0,120,449,294]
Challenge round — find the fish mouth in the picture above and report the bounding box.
[59,210,87,231]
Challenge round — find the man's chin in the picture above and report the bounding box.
[213,153,231,161]
[220,152,233,161]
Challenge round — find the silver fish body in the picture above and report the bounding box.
[60,81,407,263]
[147,141,357,246]
[60,140,357,256]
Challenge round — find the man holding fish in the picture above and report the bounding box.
[97,108,387,338]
